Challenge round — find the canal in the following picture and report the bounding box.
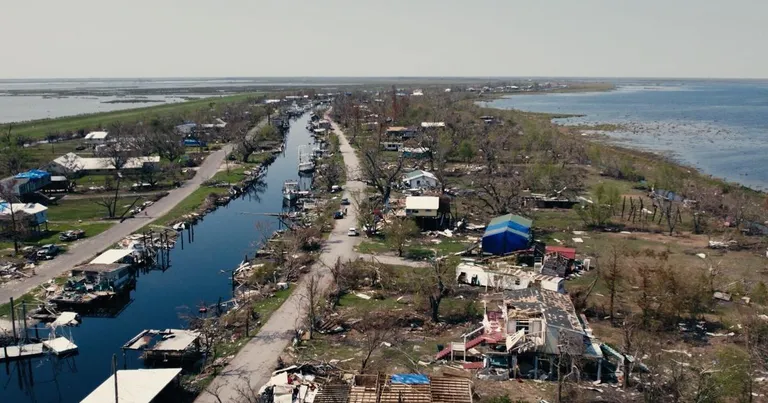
[1,113,317,403]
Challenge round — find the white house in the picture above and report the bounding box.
[455,261,564,293]
[84,131,110,145]
[0,202,49,231]
[405,196,439,217]
[50,153,160,175]
[402,170,439,189]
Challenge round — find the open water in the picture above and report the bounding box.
[0,114,316,403]
[484,80,768,190]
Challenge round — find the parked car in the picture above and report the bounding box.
[333,211,344,220]
[340,198,350,205]
[59,229,85,241]
[36,244,59,259]
[347,227,359,236]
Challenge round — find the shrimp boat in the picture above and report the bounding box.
[283,180,300,202]
[298,145,315,173]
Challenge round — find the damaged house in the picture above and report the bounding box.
[436,289,603,381]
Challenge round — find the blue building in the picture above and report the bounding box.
[481,214,533,255]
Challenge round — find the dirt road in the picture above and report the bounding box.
[196,116,364,403]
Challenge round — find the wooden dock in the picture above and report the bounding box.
[0,336,78,362]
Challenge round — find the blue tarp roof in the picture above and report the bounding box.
[482,214,532,255]
[15,170,50,180]
[390,374,430,385]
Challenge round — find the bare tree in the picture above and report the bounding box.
[93,121,135,218]
[0,125,31,176]
[602,246,625,324]
[302,273,324,340]
[475,169,526,215]
[414,259,454,323]
[383,217,419,257]
[357,317,395,373]
[358,135,405,202]
[0,179,29,254]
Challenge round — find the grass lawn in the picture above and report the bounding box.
[357,240,389,254]
[26,222,114,246]
[146,187,229,228]
[3,93,260,140]
[47,196,147,221]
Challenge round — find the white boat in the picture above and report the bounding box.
[283,180,300,201]
[298,145,315,173]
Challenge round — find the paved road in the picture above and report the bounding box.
[196,115,364,403]
[0,145,236,306]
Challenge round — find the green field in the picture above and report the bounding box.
[3,93,260,140]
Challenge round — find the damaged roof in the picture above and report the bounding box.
[318,374,472,403]
[502,288,582,333]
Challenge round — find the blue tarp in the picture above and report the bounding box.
[390,374,430,385]
[15,170,50,180]
[481,214,533,255]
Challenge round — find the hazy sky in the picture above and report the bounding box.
[2,0,766,79]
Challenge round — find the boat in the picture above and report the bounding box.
[298,145,315,173]
[283,180,300,201]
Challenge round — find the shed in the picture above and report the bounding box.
[81,368,182,403]
[482,214,533,255]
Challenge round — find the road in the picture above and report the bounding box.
[357,253,431,268]
[0,144,237,306]
[196,114,364,403]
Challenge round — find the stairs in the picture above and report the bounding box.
[435,331,506,360]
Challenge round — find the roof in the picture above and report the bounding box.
[72,263,130,274]
[420,122,446,128]
[53,153,160,171]
[81,368,182,403]
[406,196,440,210]
[482,214,533,255]
[90,249,134,265]
[333,374,472,403]
[386,126,415,132]
[123,329,200,352]
[403,170,437,181]
[15,170,50,180]
[460,262,562,285]
[502,288,583,333]
[84,131,109,140]
[545,246,576,260]
[0,202,48,216]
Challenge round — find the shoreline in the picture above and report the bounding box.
[483,93,766,193]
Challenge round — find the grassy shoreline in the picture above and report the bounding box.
[1,92,259,140]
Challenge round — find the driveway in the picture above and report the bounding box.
[196,114,364,403]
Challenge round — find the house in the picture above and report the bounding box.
[201,118,227,130]
[401,147,430,159]
[381,141,402,151]
[50,153,160,176]
[456,261,564,293]
[84,131,109,145]
[482,214,533,255]
[313,374,472,403]
[403,170,439,189]
[175,123,198,135]
[385,126,418,139]
[1,170,51,197]
[436,289,603,380]
[0,202,49,232]
[421,121,446,130]
[405,196,440,217]
[70,263,134,291]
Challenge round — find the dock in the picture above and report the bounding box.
[123,329,201,365]
[0,336,78,362]
[81,368,182,403]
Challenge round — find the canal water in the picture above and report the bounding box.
[1,113,316,403]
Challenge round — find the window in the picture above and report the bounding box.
[514,277,521,286]
[515,320,530,333]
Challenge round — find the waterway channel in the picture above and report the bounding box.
[0,113,317,403]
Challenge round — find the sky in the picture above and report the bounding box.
[2,0,767,79]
